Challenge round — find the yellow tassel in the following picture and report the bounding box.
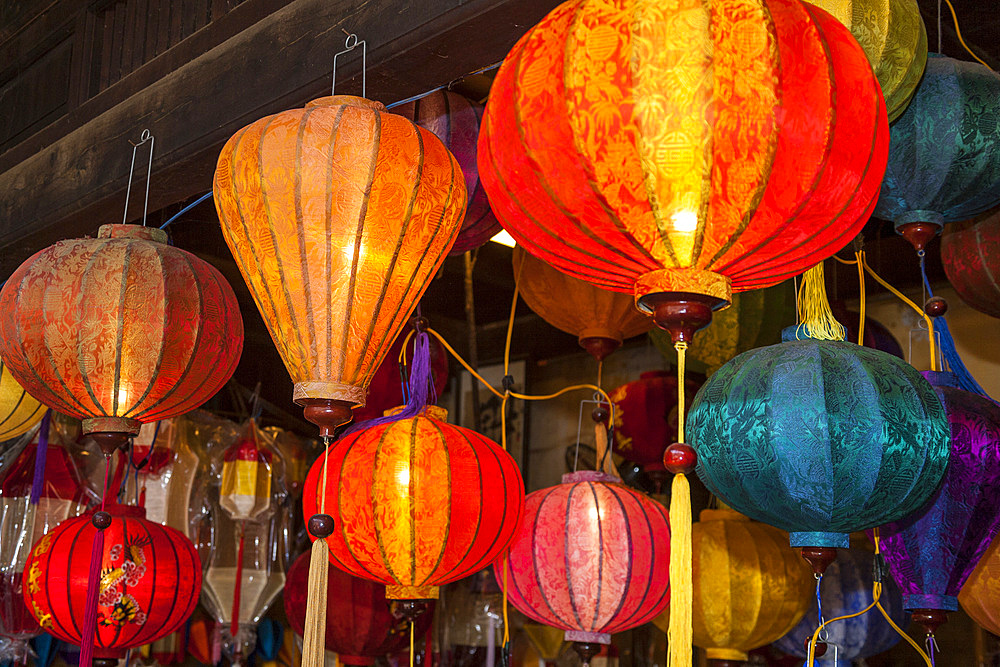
[667,472,692,667]
[796,263,845,341]
[302,537,329,667]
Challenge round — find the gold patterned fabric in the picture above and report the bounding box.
[806,0,927,122]
[0,357,44,441]
[960,534,1000,636]
[513,246,651,346]
[214,96,467,407]
[691,509,813,660]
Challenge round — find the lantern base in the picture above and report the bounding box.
[300,398,354,437]
[896,220,942,252]
[86,430,136,458]
[799,546,838,575]
[393,599,434,622]
[579,336,621,362]
[912,608,949,636]
[639,292,727,344]
[571,642,604,666]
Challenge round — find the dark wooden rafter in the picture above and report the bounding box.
[0,0,560,277]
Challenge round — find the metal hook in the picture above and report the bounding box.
[332,32,367,97]
[123,129,155,226]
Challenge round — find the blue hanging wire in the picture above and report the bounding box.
[919,255,995,399]
[159,191,214,230]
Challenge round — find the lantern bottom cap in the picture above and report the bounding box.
[294,381,367,407]
[82,416,142,436]
[705,648,749,661]
[904,594,959,612]
[386,584,439,600]
[634,268,732,305]
[789,531,850,549]
[565,631,611,645]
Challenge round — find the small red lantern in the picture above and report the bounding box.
[22,504,201,663]
[498,472,670,656]
[941,214,1000,319]
[283,551,435,664]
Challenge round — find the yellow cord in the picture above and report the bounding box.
[796,263,846,341]
[502,556,511,646]
[859,252,939,371]
[942,0,993,70]
[856,250,866,346]
[675,342,687,443]
[409,621,414,667]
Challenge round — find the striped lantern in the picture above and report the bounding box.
[0,225,243,447]
[395,90,501,255]
[21,504,201,661]
[498,471,671,646]
[214,95,467,434]
[302,406,524,600]
[0,358,44,442]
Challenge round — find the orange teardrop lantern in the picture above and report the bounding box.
[214,96,467,435]
[513,246,651,362]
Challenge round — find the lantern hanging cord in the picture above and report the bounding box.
[123,129,155,227]
[856,249,866,346]
[872,529,936,666]
[159,191,213,229]
[675,342,687,442]
[941,0,993,70]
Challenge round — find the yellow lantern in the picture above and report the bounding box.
[692,509,814,662]
[0,358,44,441]
[805,0,927,122]
[960,534,1000,635]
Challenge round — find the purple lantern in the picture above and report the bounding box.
[878,371,1000,637]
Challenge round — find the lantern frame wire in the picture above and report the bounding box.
[123,129,154,227]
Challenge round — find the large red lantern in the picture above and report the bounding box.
[22,504,201,663]
[283,551,435,664]
[498,471,670,660]
[302,406,524,602]
[0,225,243,453]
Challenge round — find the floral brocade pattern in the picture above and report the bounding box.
[774,548,908,664]
[941,213,1000,319]
[0,358,44,441]
[688,340,950,544]
[479,0,887,298]
[805,0,927,122]
[498,472,670,637]
[875,55,1000,226]
[513,247,651,345]
[214,96,467,406]
[301,410,523,592]
[0,227,243,425]
[877,372,1000,611]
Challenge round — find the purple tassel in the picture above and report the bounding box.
[78,523,106,667]
[28,411,51,506]
[344,330,435,437]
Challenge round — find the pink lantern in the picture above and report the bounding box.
[497,471,670,660]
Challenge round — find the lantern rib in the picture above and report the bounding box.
[409,418,419,586]
[61,521,87,639]
[6,279,70,416]
[323,108,340,376]
[527,486,564,625]
[430,425,477,584]
[444,429,500,582]
[0,360,33,431]
[371,423,404,586]
[293,109,320,357]
[599,485,636,632]
[70,239,118,416]
[337,433,385,583]
[110,242,134,416]
[335,108,380,385]
[257,115,311,381]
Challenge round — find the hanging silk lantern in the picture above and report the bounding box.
[959,533,1000,636]
[875,54,1000,252]
[395,90,500,255]
[805,0,927,122]
[649,282,796,376]
[609,371,703,475]
[219,422,272,522]
[877,371,1000,637]
[513,246,651,362]
[0,224,244,455]
[830,302,904,359]
[302,405,523,600]
[941,213,1000,319]
[214,95,467,436]
[690,509,813,663]
[0,417,90,663]
[0,358,44,442]
[773,547,907,666]
[498,471,670,660]
[283,551,434,663]
[688,332,950,558]
[352,330,449,423]
[22,504,201,663]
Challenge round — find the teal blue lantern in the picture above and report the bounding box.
[688,331,950,556]
[875,54,1000,252]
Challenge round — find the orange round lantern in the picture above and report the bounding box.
[214,96,467,435]
[479,0,888,341]
[0,225,243,453]
[513,246,651,361]
[301,406,524,600]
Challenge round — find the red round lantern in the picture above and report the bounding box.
[394,90,501,255]
[22,504,201,660]
[302,406,524,600]
[498,471,670,645]
[941,214,1000,319]
[609,370,704,472]
[0,224,243,449]
[283,551,435,664]
[479,0,887,340]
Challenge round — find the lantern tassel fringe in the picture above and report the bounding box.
[666,471,692,667]
[795,263,845,341]
[301,536,330,667]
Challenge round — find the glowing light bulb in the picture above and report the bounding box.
[396,467,410,487]
[117,388,129,410]
[671,210,698,233]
